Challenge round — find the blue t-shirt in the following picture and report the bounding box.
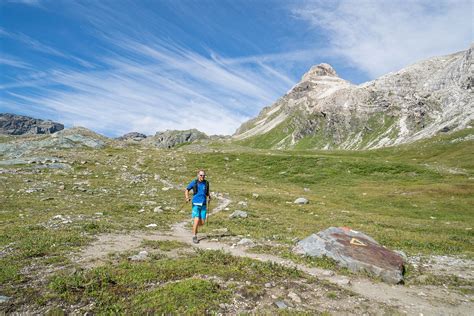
[186,179,208,205]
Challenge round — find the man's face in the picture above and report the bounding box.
[198,172,206,181]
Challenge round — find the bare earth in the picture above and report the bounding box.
[73,195,474,315]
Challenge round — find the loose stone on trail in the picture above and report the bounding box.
[237,238,255,247]
[145,223,157,228]
[294,226,405,284]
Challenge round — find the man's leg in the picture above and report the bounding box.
[192,217,200,235]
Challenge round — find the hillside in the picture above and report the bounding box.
[234,46,473,150]
[0,125,473,313]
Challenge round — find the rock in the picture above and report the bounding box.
[153,206,163,213]
[274,301,287,309]
[145,129,209,148]
[238,201,248,207]
[0,113,64,135]
[252,193,259,198]
[265,282,273,288]
[229,210,248,218]
[138,209,145,213]
[293,227,405,284]
[294,197,309,204]
[116,132,147,141]
[145,223,158,228]
[237,238,255,247]
[288,292,301,303]
[128,250,148,261]
[40,197,54,201]
[0,127,107,158]
[394,250,408,262]
[333,277,351,286]
[0,295,11,303]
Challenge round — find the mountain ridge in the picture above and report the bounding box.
[233,46,473,150]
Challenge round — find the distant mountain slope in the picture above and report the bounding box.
[233,46,473,150]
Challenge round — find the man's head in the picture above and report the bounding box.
[197,170,206,182]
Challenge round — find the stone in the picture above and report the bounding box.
[288,292,301,303]
[238,201,248,207]
[153,206,163,213]
[128,250,148,261]
[293,227,405,284]
[0,295,11,303]
[274,301,287,309]
[145,223,158,228]
[138,209,145,213]
[294,197,309,204]
[237,238,255,247]
[252,193,259,198]
[229,210,248,218]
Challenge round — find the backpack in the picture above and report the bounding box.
[192,179,209,196]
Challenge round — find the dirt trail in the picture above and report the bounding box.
[75,195,473,315]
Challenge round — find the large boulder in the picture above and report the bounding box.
[293,227,405,284]
[0,113,64,135]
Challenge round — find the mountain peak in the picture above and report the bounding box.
[301,63,338,81]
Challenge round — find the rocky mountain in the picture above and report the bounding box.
[143,129,209,148]
[0,113,64,135]
[233,46,473,150]
[0,127,108,158]
[116,132,148,141]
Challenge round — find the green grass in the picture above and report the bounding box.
[48,249,309,313]
[140,239,188,251]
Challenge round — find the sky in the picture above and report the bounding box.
[0,0,472,137]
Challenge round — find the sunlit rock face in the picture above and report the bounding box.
[234,46,473,150]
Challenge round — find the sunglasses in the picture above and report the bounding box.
[198,174,206,177]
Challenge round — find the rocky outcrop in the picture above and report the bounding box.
[116,132,147,141]
[294,227,405,284]
[234,46,474,150]
[0,127,107,158]
[0,113,64,135]
[144,129,208,148]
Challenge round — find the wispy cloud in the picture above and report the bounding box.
[1,34,304,136]
[293,0,473,78]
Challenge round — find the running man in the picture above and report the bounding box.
[185,169,211,243]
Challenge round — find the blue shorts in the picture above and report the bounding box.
[192,204,207,220]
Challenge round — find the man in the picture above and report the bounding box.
[185,169,211,243]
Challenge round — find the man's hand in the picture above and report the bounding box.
[185,197,190,203]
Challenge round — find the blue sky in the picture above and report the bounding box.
[0,0,472,137]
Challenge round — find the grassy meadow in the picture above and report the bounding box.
[0,128,473,313]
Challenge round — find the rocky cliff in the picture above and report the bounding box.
[233,46,473,150]
[143,129,209,148]
[0,113,64,135]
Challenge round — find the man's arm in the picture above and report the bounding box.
[184,188,190,202]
